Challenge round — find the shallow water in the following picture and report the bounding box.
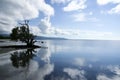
[0,40,120,80]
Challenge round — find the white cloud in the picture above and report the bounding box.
[63,68,86,80]
[72,13,98,22]
[38,21,119,39]
[38,21,120,40]
[97,0,120,15]
[51,0,87,12]
[0,0,54,33]
[63,0,87,12]
[108,4,120,14]
[38,17,52,34]
[51,0,70,4]
[72,13,86,21]
[30,26,41,36]
[30,0,54,16]
[97,0,120,5]
[38,17,72,36]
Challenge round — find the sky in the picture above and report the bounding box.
[0,0,120,40]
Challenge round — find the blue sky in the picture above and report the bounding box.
[0,0,120,40]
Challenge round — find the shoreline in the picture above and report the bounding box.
[0,39,41,49]
[0,45,41,49]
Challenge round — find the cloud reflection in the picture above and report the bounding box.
[63,68,86,80]
[37,48,51,63]
[28,60,54,80]
[0,47,54,80]
[97,65,120,80]
[37,41,51,63]
[74,58,86,66]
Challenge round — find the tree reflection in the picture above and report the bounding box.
[10,49,36,68]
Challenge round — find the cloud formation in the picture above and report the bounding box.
[51,0,69,4]
[97,0,120,15]
[51,0,87,12]
[108,4,120,14]
[38,17,72,36]
[63,0,87,12]
[97,0,120,5]
[0,0,54,34]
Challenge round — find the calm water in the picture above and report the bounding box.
[0,40,120,80]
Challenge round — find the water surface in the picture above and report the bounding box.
[0,40,120,80]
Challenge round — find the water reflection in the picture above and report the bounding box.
[0,40,120,80]
[97,65,120,80]
[63,68,86,80]
[10,49,36,68]
[0,41,54,80]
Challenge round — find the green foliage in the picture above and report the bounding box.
[10,21,36,46]
[10,27,19,41]
[0,35,10,39]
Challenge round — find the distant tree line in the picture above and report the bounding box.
[0,35,10,39]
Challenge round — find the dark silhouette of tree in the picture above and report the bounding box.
[10,20,37,46]
[10,27,19,41]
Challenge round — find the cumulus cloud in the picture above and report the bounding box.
[38,17,52,34]
[97,0,120,15]
[0,0,54,34]
[38,18,115,40]
[38,17,72,36]
[30,26,41,36]
[51,0,70,4]
[108,4,120,14]
[63,0,87,12]
[51,0,87,12]
[97,0,120,5]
